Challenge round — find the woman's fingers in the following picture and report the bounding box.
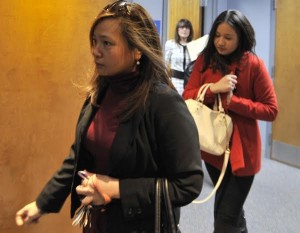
[212,74,237,93]
[23,215,40,225]
[76,185,95,204]
[15,211,26,226]
[224,74,237,91]
[81,178,89,186]
[15,202,42,226]
[76,182,105,206]
[80,195,94,206]
[76,184,91,195]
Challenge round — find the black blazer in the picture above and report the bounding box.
[36,83,203,232]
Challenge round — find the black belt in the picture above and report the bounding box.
[171,69,184,80]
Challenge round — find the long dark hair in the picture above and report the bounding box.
[174,18,194,44]
[202,10,256,74]
[87,1,174,122]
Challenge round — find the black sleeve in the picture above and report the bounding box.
[119,86,203,220]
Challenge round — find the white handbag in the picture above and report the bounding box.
[185,83,233,155]
[185,83,233,203]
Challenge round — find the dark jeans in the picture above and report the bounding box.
[205,162,254,233]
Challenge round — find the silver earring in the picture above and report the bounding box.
[137,60,140,65]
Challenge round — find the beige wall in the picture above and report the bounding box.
[0,1,111,233]
[273,0,300,146]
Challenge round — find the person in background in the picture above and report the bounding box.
[15,1,203,233]
[183,10,278,233]
[165,18,194,95]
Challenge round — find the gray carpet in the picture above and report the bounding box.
[179,158,300,232]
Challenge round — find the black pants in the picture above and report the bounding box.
[205,162,254,233]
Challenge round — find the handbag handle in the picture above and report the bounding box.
[162,179,177,233]
[155,178,177,233]
[155,179,162,233]
[196,83,211,102]
[197,83,225,113]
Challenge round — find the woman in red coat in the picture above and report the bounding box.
[183,10,278,233]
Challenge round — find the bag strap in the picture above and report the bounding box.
[197,83,226,113]
[216,93,225,112]
[155,179,162,233]
[196,83,211,102]
[155,178,177,233]
[192,147,230,204]
[162,179,177,233]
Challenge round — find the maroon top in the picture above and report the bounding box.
[83,71,139,233]
[84,87,122,174]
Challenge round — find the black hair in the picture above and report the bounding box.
[202,10,256,74]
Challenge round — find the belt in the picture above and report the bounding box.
[171,69,184,80]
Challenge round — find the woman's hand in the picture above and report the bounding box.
[15,201,43,226]
[76,172,119,206]
[210,74,237,93]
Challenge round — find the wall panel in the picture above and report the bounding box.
[0,1,111,233]
[272,0,300,167]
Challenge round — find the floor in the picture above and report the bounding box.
[179,158,300,233]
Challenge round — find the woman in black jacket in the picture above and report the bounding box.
[15,1,203,232]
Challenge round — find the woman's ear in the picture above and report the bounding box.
[134,48,142,61]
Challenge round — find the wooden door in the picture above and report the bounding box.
[271,0,300,168]
[168,0,201,40]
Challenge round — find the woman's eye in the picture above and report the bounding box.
[103,41,112,46]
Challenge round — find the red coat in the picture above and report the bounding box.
[183,52,278,176]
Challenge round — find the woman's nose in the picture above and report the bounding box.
[216,38,225,46]
[92,44,102,57]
